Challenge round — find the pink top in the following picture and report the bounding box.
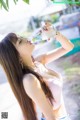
[33,61,63,120]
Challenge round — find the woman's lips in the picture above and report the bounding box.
[29,41,32,45]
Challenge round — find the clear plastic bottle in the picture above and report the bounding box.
[28,22,57,45]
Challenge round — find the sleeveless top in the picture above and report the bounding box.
[32,61,63,120]
[33,61,63,87]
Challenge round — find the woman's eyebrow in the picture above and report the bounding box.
[17,36,29,43]
[19,39,22,43]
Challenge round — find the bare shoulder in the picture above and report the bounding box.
[23,73,35,80]
[22,73,41,90]
[22,73,40,96]
[22,73,37,85]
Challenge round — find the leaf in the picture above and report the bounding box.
[0,0,8,11]
[13,0,17,4]
[6,0,9,8]
[0,2,2,9]
[23,0,29,4]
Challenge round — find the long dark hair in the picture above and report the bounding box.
[0,33,54,120]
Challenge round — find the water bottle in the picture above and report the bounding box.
[28,22,57,45]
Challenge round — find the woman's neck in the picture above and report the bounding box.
[26,56,36,69]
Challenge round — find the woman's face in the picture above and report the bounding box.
[14,36,35,58]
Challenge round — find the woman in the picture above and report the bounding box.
[0,23,74,120]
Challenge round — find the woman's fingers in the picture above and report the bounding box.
[45,22,52,27]
[42,26,48,31]
[42,22,52,31]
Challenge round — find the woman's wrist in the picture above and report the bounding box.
[53,31,61,39]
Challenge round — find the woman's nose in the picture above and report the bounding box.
[26,40,32,44]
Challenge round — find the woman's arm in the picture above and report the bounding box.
[22,73,55,120]
[44,31,74,64]
[54,31,74,50]
[35,31,74,65]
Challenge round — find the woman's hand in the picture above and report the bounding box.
[41,22,57,40]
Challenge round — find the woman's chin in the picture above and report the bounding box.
[31,45,35,52]
[32,44,35,49]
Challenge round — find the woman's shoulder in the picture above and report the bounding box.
[23,73,36,80]
[22,73,39,92]
[22,73,37,85]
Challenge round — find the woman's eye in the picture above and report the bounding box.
[19,40,22,44]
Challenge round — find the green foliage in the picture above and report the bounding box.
[51,0,80,6]
[0,0,79,11]
[23,0,29,4]
[0,0,8,11]
[51,14,59,23]
[13,0,18,4]
[0,0,29,11]
[67,0,80,5]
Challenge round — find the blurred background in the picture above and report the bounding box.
[0,0,80,120]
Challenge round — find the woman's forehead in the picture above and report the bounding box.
[17,35,29,41]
